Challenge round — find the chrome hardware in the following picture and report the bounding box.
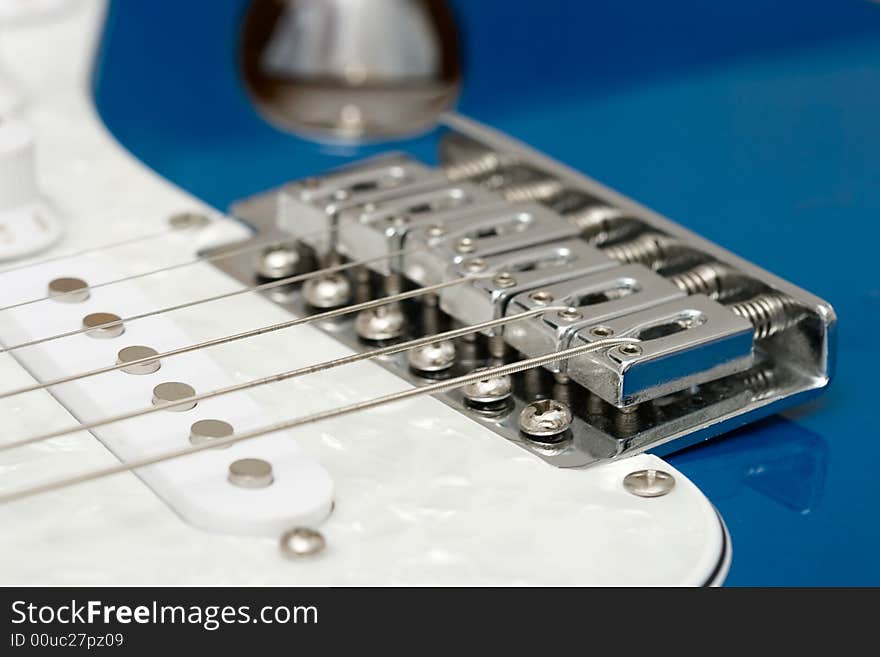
[47,277,89,303]
[280,527,326,559]
[570,295,754,407]
[440,239,615,330]
[224,120,836,469]
[623,469,676,498]
[519,399,573,440]
[302,272,352,309]
[404,203,580,286]
[256,243,302,280]
[503,264,686,374]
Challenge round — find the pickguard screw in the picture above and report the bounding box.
[558,307,582,321]
[168,212,210,230]
[618,343,643,357]
[589,326,614,338]
[492,271,517,288]
[528,290,554,304]
[280,527,326,559]
[623,469,675,497]
[519,399,572,439]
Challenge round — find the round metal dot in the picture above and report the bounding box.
[280,527,326,559]
[623,469,676,498]
[168,212,210,230]
[116,345,161,375]
[589,325,614,338]
[528,290,554,304]
[426,224,446,238]
[454,237,476,254]
[189,419,233,448]
[302,272,351,309]
[619,343,643,357]
[151,382,197,411]
[407,340,456,373]
[463,258,487,273]
[492,272,517,288]
[228,458,274,489]
[558,307,582,321]
[463,372,512,405]
[519,399,573,438]
[355,304,406,342]
[48,277,89,303]
[256,244,301,279]
[82,312,125,339]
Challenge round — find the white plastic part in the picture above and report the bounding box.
[0,119,62,259]
[0,0,730,584]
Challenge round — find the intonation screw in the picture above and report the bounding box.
[623,469,675,498]
[492,271,517,288]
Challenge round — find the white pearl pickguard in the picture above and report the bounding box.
[0,0,730,585]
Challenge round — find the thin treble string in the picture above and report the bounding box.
[0,240,447,356]
[0,273,485,401]
[0,336,639,505]
[0,306,566,452]
[0,232,301,313]
[0,224,189,276]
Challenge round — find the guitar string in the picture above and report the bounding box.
[0,306,565,452]
[0,222,197,275]
[0,273,485,400]
[0,240,467,356]
[0,336,638,505]
[0,231,308,313]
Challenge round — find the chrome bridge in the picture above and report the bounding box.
[210,118,835,467]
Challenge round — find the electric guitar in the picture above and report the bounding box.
[1,0,864,586]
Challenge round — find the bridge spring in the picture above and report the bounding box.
[563,205,629,245]
[668,262,735,299]
[444,151,509,181]
[501,178,565,203]
[602,232,681,268]
[729,292,803,339]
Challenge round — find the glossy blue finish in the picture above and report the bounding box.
[94,0,880,585]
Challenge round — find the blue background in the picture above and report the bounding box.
[93,0,880,585]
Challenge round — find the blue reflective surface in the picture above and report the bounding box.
[94,0,880,585]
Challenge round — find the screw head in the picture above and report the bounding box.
[618,343,643,357]
[280,527,326,559]
[558,307,582,321]
[168,212,210,230]
[589,326,614,338]
[519,399,573,438]
[256,244,301,279]
[303,272,352,308]
[492,272,517,288]
[355,303,406,342]
[463,371,512,404]
[426,224,446,238]
[407,340,456,373]
[528,290,554,304]
[463,258,487,273]
[454,237,476,254]
[623,469,675,498]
